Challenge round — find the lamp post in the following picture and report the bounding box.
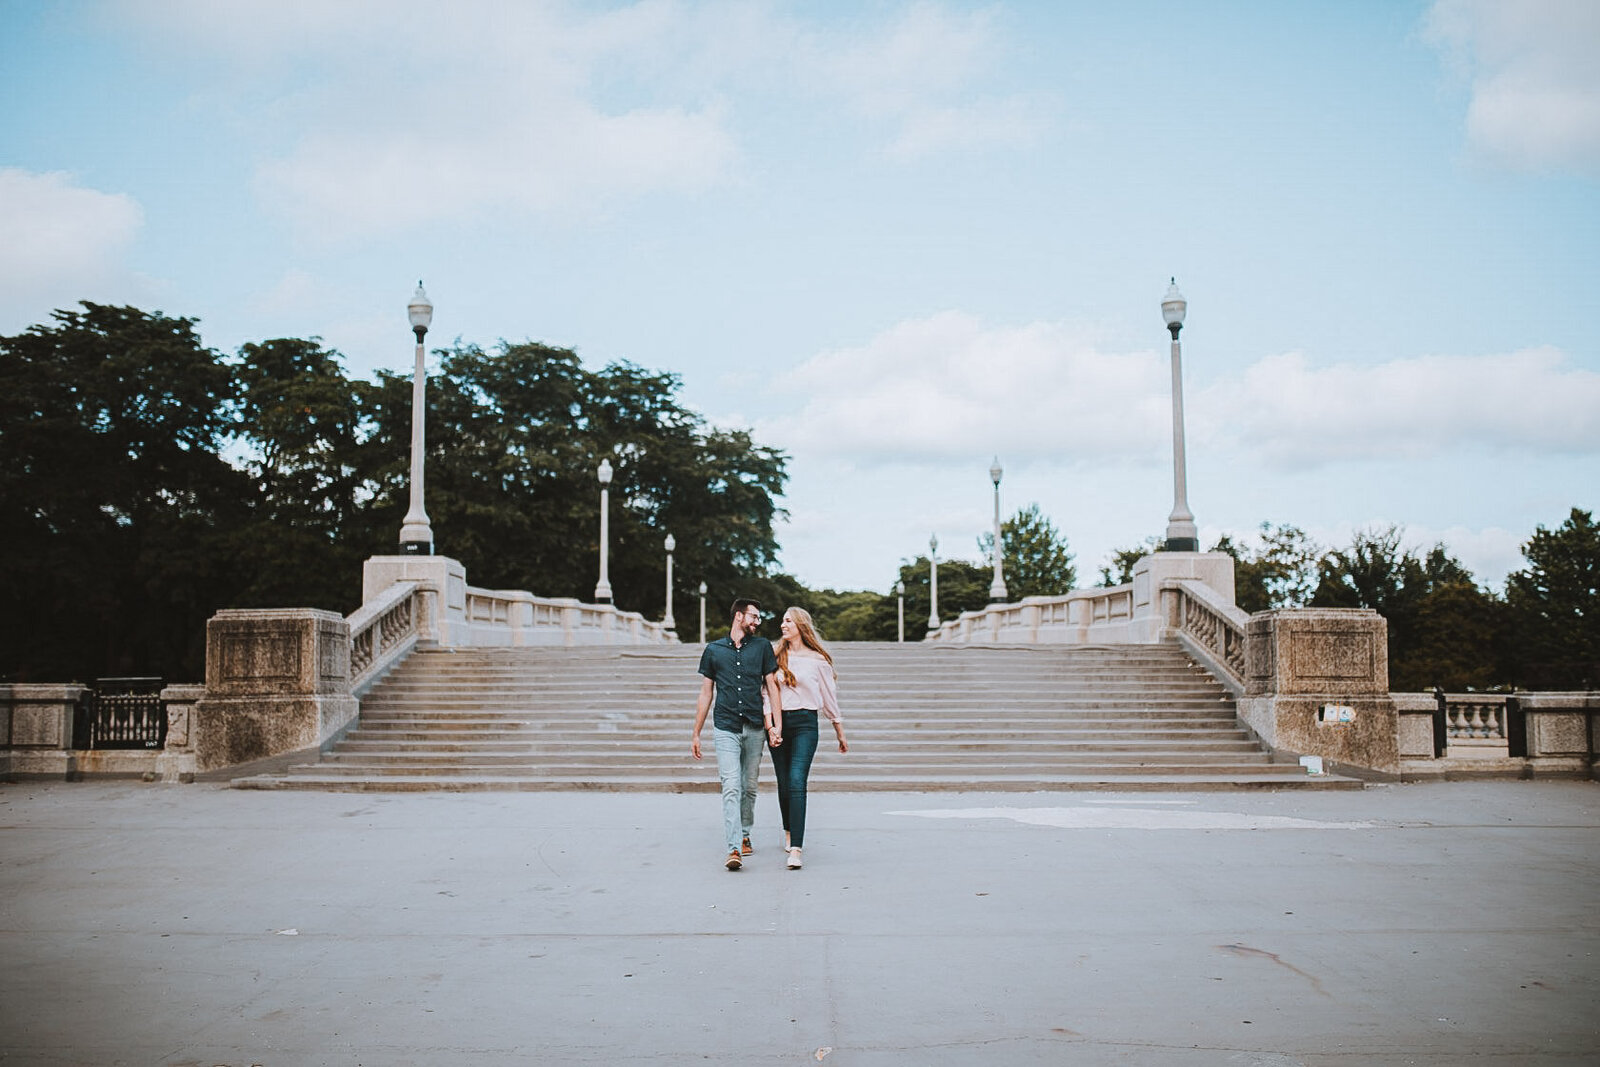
[698,581,707,644]
[662,534,676,631]
[398,281,434,553]
[989,456,1008,601]
[594,459,614,602]
[894,580,905,643]
[1162,278,1199,552]
[927,533,940,631]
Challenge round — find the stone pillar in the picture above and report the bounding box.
[152,684,203,782]
[363,554,467,646]
[1239,608,1399,773]
[1130,552,1236,642]
[1519,692,1599,777]
[192,609,358,772]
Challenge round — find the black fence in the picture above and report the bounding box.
[73,677,167,750]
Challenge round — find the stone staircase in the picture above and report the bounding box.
[233,642,1360,791]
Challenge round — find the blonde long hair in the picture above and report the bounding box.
[776,607,835,688]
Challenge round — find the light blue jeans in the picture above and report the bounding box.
[712,723,765,852]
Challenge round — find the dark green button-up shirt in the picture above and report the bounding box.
[698,634,777,731]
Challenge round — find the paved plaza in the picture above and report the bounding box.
[1,779,1597,1065]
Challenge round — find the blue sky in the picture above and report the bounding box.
[3,0,1597,596]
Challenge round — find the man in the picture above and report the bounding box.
[691,598,782,871]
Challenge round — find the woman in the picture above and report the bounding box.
[764,607,848,869]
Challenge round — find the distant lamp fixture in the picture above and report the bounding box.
[698,580,708,644]
[663,534,677,631]
[399,281,434,554]
[927,533,940,631]
[894,580,905,644]
[988,457,1007,601]
[594,458,614,602]
[1161,278,1198,552]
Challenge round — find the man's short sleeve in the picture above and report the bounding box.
[759,639,777,677]
[698,644,717,680]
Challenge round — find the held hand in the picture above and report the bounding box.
[768,725,782,748]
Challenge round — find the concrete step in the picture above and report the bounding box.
[237,641,1359,792]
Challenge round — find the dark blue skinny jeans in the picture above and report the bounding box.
[770,709,820,848]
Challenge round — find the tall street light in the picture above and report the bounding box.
[989,456,1008,601]
[927,533,940,631]
[399,281,434,554]
[1162,278,1199,552]
[594,459,614,602]
[662,534,676,631]
[698,581,707,644]
[894,580,905,643]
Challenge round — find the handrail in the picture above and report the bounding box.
[1164,578,1248,693]
[349,580,422,695]
[926,585,1136,645]
[459,586,676,646]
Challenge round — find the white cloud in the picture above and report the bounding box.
[0,168,148,332]
[765,307,1600,478]
[113,0,740,242]
[761,311,1168,465]
[802,3,1045,160]
[1215,347,1600,468]
[1426,0,1600,174]
[109,0,1041,241]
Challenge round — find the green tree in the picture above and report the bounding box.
[1310,526,1491,690]
[0,303,246,681]
[978,503,1077,597]
[1504,508,1600,689]
[1098,538,1160,586]
[230,337,373,610]
[888,556,992,640]
[359,341,788,623]
[1210,523,1320,614]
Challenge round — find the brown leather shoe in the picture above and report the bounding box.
[725,850,743,871]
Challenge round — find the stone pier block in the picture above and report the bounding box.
[1239,608,1400,772]
[193,609,357,772]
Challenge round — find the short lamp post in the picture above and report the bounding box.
[398,282,434,553]
[1162,278,1199,552]
[927,533,940,631]
[894,580,905,643]
[989,456,1008,601]
[698,581,707,644]
[662,534,676,631]
[594,459,614,602]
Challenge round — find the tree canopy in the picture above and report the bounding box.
[979,503,1077,598]
[0,305,788,681]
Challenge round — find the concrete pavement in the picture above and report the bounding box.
[1,779,1597,1065]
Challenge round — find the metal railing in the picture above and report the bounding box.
[78,677,167,750]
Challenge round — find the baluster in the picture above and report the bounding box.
[1469,704,1488,739]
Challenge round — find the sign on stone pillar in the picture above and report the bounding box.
[1239,608,1399,773]
[192,609,358,772]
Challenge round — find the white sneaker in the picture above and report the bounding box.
[786,847,802,870]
